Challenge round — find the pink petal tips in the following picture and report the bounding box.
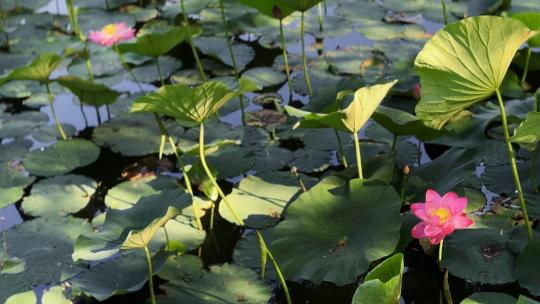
[411,189,473,245]
[88,22,135,47]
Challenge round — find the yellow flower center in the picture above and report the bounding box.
[431,207,451,224]
[103,24,117,36]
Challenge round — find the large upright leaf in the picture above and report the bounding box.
[117,26,202,58]
[271,177,401,285]
[131,79,256,124]
[275,0,323,12]
[286,81,397,134]
[414,16,536,129]
[511,111,540,150]
[121,206,180,250]
[352,253,404,304]
[238,0,294,18]
[511,12,540,47]
[56,76,120,107]
[0,53,62,85]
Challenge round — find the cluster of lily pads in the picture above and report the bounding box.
[0,0,540,303]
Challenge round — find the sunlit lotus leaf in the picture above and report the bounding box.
[131,79,257,124]
[56,76,120,107]
[272,177,401,285]
[242,67,286,88]
[4,291,36,304]
[122,206,180,250]
[117,26,202,58]
[351,254,404,304]
[415,16,536,129]
[0,53,62,85]
[105,175,181,210]
[23,139,100,177]
[21,174,97,217]
[372,105,441,140]
[511,112,540,151]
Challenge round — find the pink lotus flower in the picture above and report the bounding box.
[88,22,135,46]
[411,189,473,245]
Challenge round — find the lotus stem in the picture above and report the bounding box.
[95,106,102,124]
[279,19,293,96]
[400,165,410,204]
[531,148,538,194]
[521,47,532,87]
[179,0,207,81]
[534,90,538,112]
[209,201,215,230]
[334,129,348,168]
[438,239,444,272]
[114,44,145,92]
[79,101,89,127]
[300,11,313,96]
[391,135,398,151]
[441,1,448,25]
[443,270,453,304]
[496,89,533,242]
[199,123,291,303]
[353,131,363,179]
[2,231,7,264]
[317,2,324,32]
[45,83,67,140]
[218,0,246,125]
[143,246,157,304]
[291,166,307,192]
[104,0,110,10]
[156,58,165,86]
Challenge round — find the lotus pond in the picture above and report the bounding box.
[1,0,540,303]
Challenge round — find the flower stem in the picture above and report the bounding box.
[143,246,156,304]
[156,58,164,86]
[353,131,363,179]
[495,88,533,242]
[531,148,538,194]
[114,44,145,92]
[279,19,293,96]
[198,123,291,304]
[218,0,245,125]
[317,2,324,32]
[300,11,313,97]
[179,0,207,81]
[438,239,444,272]
[334,129,348,168]
[441,0,448,25]
[521,47,532,87]
[45,83,67,140]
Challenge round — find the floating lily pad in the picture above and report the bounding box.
[0,111,49,139]
[0,217,92,303]
[23,139,100,177]
[242,67,286,88]
[42,286,71,304]
[31,124,77,142]
[21,174,97,217]
[516,241,540,296]
[461,292,516,304]
[220,171,301,228]
[158,263,272,304]
[105,175,182,210]
[194,36,255,71]
[272,177,401,285]
[443,228,516,284]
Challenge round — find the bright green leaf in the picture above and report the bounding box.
[56,75,120,107]
[0,53,62,85]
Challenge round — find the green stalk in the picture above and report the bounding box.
[334,129,348,168]
[1,1,10,52]
[279,19,293,96]
[291,166,307,192]
[496,89,533,242]
[114,44,145,92]
[143,246,157,304]
[104,0,110,10]
[45,83,67,140]
[438,239,444,272]
[353,131,363,179]
[156,57,165,86]
[530,148,538,194]
[443,270,453,304]
[199,123,291,304]
[179,0,207,81]
[300,11,313,96]
[317,2,324,32]
[441,0,448,25]
[400,165,410,204]
[521,47,532,86]
[218,0,246,125]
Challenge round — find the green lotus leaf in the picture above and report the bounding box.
[517,296,540,304]
[274,0,323,12]
[0,111,49,139]
[71,250,169,301]
[443,228,516,284]
[415,16,536,129]
[73,189,204,261]
[117,26,202,58]
[372,105,442,140]
[220,171,302,228]
[31,124,77,142]
[5,291,36,304]
[0,217,92,303]
[511,12,540,47]
[21,174,97,217]
[22,139,100,177]
[460,292,516,304]
[351,253,404,304]
[0,53,62,85]
[105,175,182,210]
[242,67,286,88]
[272,177,401,285]
[157,263,271,304]
[131,79,256,124]
[42,286,71,304]
[286,81,397,133]
[516,241,540,296]
[122,206,180,250]
[194,36,254,70]
[237,0,295,18]
[511,111,540,151]
[56,75,120,107]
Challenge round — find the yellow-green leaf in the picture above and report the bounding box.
[121,206,180,250]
